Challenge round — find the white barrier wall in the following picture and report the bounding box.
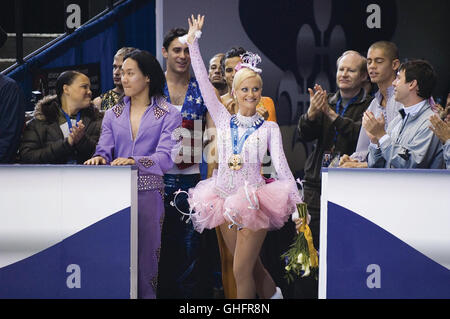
[319,168,450,299]
[0,165,138,299]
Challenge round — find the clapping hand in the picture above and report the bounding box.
[68,120,85,146]
[429,113,450,143]
[320,94,338,121]
[307,84,327,120]
[362,111,386,144]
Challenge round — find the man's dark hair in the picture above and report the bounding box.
[398,59,437,99]
[221,46,246,74]
[163,28,188,50]
[123,50,166,98]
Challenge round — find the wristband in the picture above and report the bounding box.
[178,31,202,44]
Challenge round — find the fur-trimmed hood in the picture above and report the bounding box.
[33,94,103,123]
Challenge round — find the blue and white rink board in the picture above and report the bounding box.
[319,168,450,299]
[0,165,138,298]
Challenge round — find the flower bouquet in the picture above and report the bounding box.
[281,201,319,283]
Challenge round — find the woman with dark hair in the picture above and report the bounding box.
[84,49,182,299]
[19,70,103,164]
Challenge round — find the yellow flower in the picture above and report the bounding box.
[297,253,303,264]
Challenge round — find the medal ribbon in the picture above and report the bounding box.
[333,95,359,143]
[61,109,81,130]
[230,115,264,155]
[335,95,359,117]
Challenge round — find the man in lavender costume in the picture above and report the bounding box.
[85,50,182,298]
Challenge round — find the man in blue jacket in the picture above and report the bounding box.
[0,26,25,163]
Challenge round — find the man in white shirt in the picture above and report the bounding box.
[339,41,403,167]
[363,59,443,168]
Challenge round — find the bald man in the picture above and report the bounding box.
[296,50,373,298]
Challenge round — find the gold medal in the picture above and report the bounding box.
[228,154,243,171]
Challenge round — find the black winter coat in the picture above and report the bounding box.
[297,89,372,210]
[19,95,103,164]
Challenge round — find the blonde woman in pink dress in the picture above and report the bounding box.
[182,15,304,299]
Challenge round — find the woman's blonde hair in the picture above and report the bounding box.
[232,67,263,95]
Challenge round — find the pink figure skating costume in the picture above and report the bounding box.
[186,38,302,232]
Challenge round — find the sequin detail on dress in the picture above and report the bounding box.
[153,98,170,120]
[112,102,125,118]
[138,174,165,191]
[139,157,155,168]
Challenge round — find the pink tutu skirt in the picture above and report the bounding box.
[188,177,296,233]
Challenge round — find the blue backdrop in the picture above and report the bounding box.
[7,0,156,111]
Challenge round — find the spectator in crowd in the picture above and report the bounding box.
[84,50,182,299]
[430,100,450,169]
[19,71,102,164]
[297,50,372,298]
[364,59,443,168]
[157,27,219,299]
[220,46,245,114]
[429,111,450,169]
[340,41,402,167]
[208,53,227,97]
[205,53,225,178]
[0,26,25,163]
[434,92,450,115]
[93,47,136,111]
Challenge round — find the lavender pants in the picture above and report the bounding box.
[137,189,164,299]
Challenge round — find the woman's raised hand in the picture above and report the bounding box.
[187,14,205,44]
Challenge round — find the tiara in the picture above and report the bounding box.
[234,51,262,74]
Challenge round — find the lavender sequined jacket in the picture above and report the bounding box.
[94,95,182,190]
